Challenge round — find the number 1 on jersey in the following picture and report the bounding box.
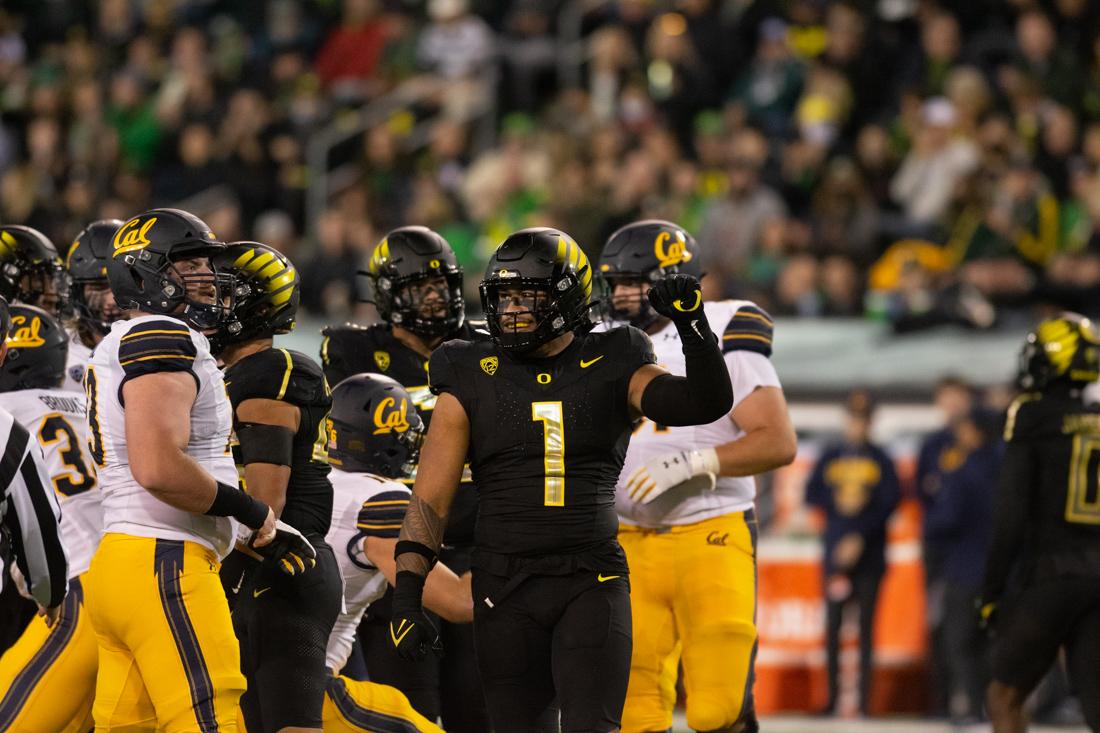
[532,401,565,506]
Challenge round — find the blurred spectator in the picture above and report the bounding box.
[0,0,1097,327]
[922,407,1002,724]
[699,128,787,292]
[916,376,976,716]
[728,18,803,138]
[806,390,900,716]
[314,0,387,98]
[890,97,980,234]
[1013,10,1083,110]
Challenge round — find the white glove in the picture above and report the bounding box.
[624,448,720,504]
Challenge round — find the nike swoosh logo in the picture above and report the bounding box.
[597,574,620,583]
[580,356,604,368]
[252,587,270,598]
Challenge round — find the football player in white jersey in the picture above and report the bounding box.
[598,221,797,733]
[62,219,125,392]
[82,208,311,732]
[317,372,472,733]
[0,304,101,731]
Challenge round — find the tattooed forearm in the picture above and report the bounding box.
[396,494,447,576]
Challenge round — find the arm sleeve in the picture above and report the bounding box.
[117,320,198,396]
[982,439,1034,601]
[357,489,412,539]
[0,420,68,608]
[639,323,733,427]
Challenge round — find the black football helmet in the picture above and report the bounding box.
[364,227,464,339]
[327,373,425,478]
[67,219,124,337]
[0,296,11,343]
[0,225,69,317]
[0,304,69,391]
[106,208,232,330]
[1017,312,1100,391]
[479,228,594,353]
[210,242,300,355]
[599,219,702,329]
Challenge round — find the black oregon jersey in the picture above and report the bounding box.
[321,321,487,544]
[985,390,1100,598]
[225,347,333,537]
[321,321,487,422]
[429,326,657,570]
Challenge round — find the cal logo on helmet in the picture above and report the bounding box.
[480,356,498,376]
[373,397,410,435]
[7,314,45,348]
[113,217,158,256]
[654,230,693,269]
[374,350,390,371]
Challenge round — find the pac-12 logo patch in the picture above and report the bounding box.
[374,350,390,371]
[480,356,498,376]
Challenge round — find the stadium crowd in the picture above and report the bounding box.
[3,0,1100,328]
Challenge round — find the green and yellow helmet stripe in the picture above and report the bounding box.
[232,246,298,307]
[555,234,592,299]
[1038,317,1093,376]
[368,237,390,276]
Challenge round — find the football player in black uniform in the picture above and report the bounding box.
[321,226,491,731]
[64,219,126,390]
[0,225,69,316]
[981,313,1100,733]
[213,242,343,733]
[391,227,735,732]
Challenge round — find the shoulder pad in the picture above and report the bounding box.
[226,348,328,407]
[1003,392,1042,442]
[722,303,774,357]
[461,320,492,340]
[356,488,411,539]
[118,320,197,381]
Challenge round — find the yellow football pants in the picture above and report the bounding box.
[235,675,443,733]
[84,533,245,732]
[0,576,97,732]
[619,511,758,733]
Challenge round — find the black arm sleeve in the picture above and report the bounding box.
[639,321,734,426]
[982,440,1034,601]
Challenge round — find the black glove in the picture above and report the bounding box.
[390,571,442,661]
[249,520,317,576]
[647,274,716,350]
[976,596,998,635]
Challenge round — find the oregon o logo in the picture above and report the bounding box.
[537,373,552,384]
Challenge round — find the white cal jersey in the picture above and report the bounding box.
[88,314,238,556]
[325,468,411,672]
[0,388,101,577]
[63,329,93,393]
[612,300,782,527]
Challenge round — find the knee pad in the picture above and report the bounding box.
[685,692,745,733]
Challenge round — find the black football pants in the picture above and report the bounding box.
[472,567,632,733]
[234,537,343,732]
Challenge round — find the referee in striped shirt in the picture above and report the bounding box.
[0,294,68,627]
